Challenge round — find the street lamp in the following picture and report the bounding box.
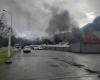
[2,9,12,64]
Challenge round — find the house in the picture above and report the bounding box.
[83,31,100,44]
[71,30,100,53]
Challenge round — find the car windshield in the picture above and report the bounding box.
[0,0,100,80]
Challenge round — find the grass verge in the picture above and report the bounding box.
[0,51,16,64]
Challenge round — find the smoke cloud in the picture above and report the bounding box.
[83,16,100,32]
[0,0,100,40]
[46,10,78,36]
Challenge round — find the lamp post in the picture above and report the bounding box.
[2,9,12,64]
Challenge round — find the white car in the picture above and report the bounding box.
[23,46,31,53]
[34,46,43,50]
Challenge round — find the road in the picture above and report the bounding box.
[0,50,100,80]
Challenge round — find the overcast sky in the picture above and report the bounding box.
[0,0,99,39]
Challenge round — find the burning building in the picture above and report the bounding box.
[71,16,100,53]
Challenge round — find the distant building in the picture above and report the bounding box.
[83,31,100,44]
[71,30,100,53]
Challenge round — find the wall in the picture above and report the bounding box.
[70,43,81,53]
[43,46,71,52]
[81,44,100,53]
[71,43,100,53]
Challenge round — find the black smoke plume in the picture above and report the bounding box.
[46,10,82,43]
[46,10,77,36]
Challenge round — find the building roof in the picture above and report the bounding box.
[83,30,100,44]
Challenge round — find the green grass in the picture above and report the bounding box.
[0,51,16,64]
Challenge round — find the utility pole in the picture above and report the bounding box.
[2,9,12,64]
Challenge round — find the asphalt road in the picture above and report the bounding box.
[0,50,99,80]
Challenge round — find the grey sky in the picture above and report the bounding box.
[0,0,99,39]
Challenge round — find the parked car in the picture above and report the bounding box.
[15,45,21,49]
[34,46,43,50]
[23,46,31,53]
